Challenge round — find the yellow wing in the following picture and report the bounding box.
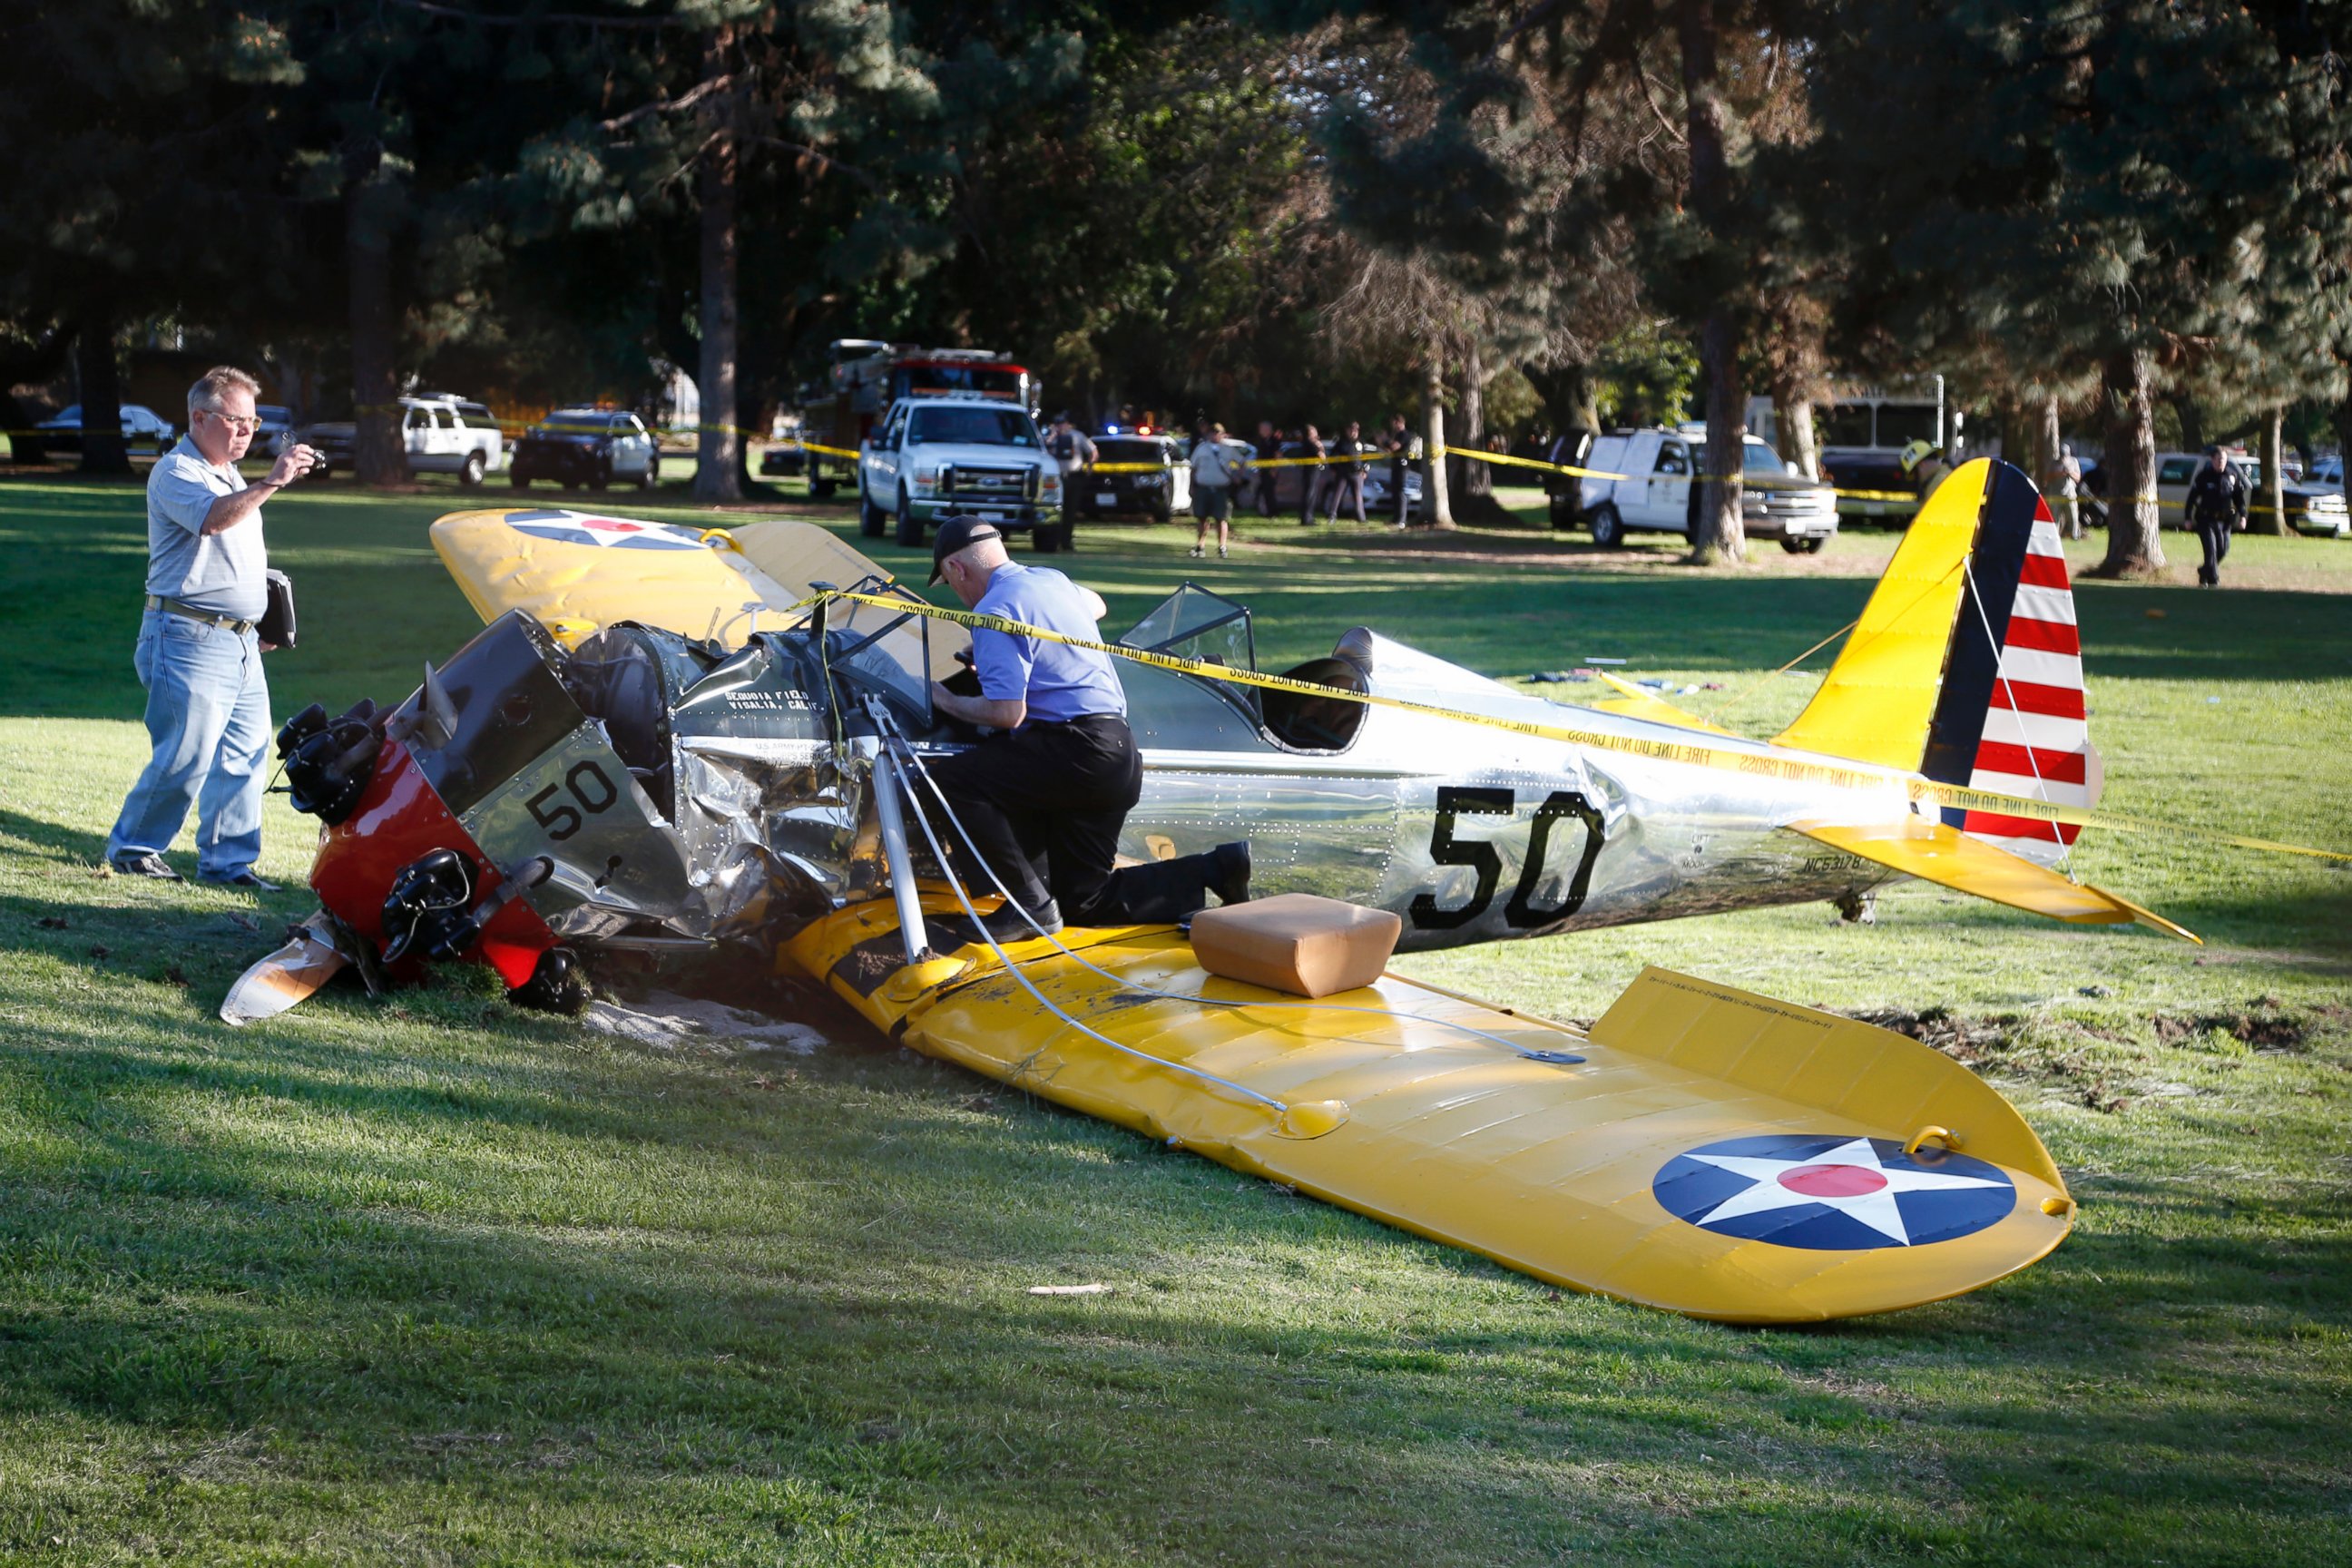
[781,903,2074,1324]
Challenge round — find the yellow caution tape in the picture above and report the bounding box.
[797,587,2351,865]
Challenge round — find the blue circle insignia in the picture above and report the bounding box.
[1651,1132,2016,1251]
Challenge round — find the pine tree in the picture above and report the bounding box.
[1793,1,2352,575]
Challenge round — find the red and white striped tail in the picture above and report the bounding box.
[1958,499,2099,865]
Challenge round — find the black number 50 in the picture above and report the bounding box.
[1409,785,1606,931]
[525,759,620,842]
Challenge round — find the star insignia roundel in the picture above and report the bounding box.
[505,511,706,551]
[1652,1133,2015,1250]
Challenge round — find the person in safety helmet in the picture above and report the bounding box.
[1899,437,1951,502]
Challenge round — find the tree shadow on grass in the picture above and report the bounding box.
[4,916,2350,1562]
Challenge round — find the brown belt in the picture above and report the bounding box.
[145,594,257,636]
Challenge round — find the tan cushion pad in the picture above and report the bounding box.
[1190,894,1402,998]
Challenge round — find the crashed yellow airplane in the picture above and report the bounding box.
[231,458,2211,1322]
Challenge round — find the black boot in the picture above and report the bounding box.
[1210,841,1252,906]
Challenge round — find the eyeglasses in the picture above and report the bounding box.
[201,411,261,434]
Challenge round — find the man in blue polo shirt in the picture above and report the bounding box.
[105,366,318,887]
[925,516,1250,940]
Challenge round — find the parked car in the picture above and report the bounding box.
[857,394,1065,550]
[2308,454,2342,487]
[299,395,504,483]
[511,408,660,491]
[1578,426,1839,553]
[34,403,176,454]
[2151,450,2348,536]
[1078,435,1191,521]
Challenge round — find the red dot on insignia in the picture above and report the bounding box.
[1778,1162,1886,1197]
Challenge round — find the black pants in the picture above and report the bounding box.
[921,714,1222,925]
[2194,515,2232,583]
[1388,462,1409,524]
[1323,470,1366,524]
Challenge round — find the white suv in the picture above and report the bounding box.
[858,395,1066,552]
[1578,426,1839,553]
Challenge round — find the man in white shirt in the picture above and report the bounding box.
[1186,420,1248,558]
[105,367,318,886]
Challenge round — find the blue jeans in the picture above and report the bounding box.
[106,609,271,877]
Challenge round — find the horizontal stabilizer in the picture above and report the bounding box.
[1789,817,2198,942]
[1586,671,1736,735]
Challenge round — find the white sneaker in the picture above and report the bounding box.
[1218,544,1229,559]
[1189,545,1204,557]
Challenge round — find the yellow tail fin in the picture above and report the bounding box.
[1773,461,1991,769]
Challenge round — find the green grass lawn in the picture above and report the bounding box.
[2,471,2348,1564]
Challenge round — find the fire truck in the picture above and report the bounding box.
[789,340,1039,497]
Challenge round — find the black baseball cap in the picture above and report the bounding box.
[928,515,1003,582]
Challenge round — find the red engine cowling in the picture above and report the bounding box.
[310,740,556,989]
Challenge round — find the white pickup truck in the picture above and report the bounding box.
[303,394,505,485]
[857,393,1066,551]
[1578,426,1840,554]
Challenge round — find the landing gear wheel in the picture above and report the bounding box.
[895,489,923,547]
[1589,503,1624,548]
[460,450,486,487]
[508,947,592,1014]
[859,482,886,537]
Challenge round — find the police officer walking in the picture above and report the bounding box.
[923,517,1250,942]
[2184,444,2247,587]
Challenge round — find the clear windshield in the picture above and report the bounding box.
[909,407,1038,446]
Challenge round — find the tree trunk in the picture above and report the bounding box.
[76,311,130,475]
[2089,347,2163,577]
[1774,387,1818,479]
[1679,0,1745,565]
[1458,339,1491,501]
[2032,396,2061,492]
[1528,361,1601,514]
[1691,309,1748,564]
[2332,382,2352,495]
[1528,363,1602,441]
[2166,392,2204,456]
[2253,407,2287,536]
[693,34,743,504]
[1422,349,1453,528]
[347,148,407,487]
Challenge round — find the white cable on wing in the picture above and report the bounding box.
[882,730,1587,1064]
[881,744,1295,1116]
